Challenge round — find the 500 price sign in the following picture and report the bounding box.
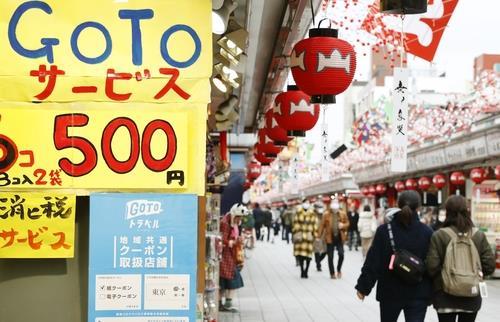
[0,103,199,192]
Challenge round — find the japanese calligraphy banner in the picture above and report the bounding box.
[0,102,206,195]
[391,68,409,172]
[0,192,75,258]
[0,0,211,103]
[89,193,197,322]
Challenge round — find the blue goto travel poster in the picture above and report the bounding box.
[88,193,198,322]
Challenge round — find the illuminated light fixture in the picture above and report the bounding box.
[219,48,239,66]
[212,75,228,93]
[212,0,237,35]
[218,28,248,57]
[214,63,241,89]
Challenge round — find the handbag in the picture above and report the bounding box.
[292,232,303,243]
[313,237,326,254]
[387,223,425,284]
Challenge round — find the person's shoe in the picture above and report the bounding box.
[317,267,322,272]
[330,274,336,279]
[336,272,342,279]
[300,271,305,278]
[219,304,230,312]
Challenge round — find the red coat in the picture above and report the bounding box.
[220,214,237,279]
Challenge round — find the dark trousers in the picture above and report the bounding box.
[297,255,311,278]
[327,237,344,274]
[283,225,292,243]
[255,223,262,240]
[437,312,478,322]
[265,225,271,241]
[348,230,360,250]
[315,251,326,269]
[380,299,428,322]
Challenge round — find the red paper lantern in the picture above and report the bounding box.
[322,195,332,204]
[368,185,376,195]
[247,161,261,180]
[361,186,370,196]
[265,108,292,146]
[291,28,356,103]
[375,184,387,194]
[254,146,273,166]
[405,179,418,190]
[243,180,252,191]
[495,165,500,180]
[450,171,465,185]
[274,86,320,137]
[418,177,431,191]
[395,181,406,192]
[432,174,446,189]
[470,168,486,184]
[257,129,282,157]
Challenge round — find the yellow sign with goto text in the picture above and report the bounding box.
[0,102,206,194]
[0,193,76,258]
[0,0,212,103]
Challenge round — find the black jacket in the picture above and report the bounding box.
[355,212,433,303]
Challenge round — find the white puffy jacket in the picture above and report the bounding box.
[358,211,377,239]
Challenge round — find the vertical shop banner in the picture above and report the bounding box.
[320,121,330,182]
[390,68,409,172]
[0,192,76,258]
[89,193,198,322]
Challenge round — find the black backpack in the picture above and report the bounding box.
[387,223,426,284]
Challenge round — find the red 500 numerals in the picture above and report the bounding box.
[53,114,177,177]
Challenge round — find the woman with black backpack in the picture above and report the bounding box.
[426,195,495,322]
[355,190,434,322]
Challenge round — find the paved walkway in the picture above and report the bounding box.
[220,237,500,322]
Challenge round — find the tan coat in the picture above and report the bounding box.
[318,209,349,243]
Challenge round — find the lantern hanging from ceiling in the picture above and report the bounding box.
[380,0,428,15]
[432,174,446,204]
[395,181,406,192]
[265,108,292,146]
[470,168,486,184]
[291,26,357,104]
[450,171,466,196]
[495,165,500,180]
[243,180,252,191]
[375,184,387,195]
[368,185,376,196]
[247,161,261,180]
[257,128,282,158]
[450,171,466,185]
[361,186,370,196]
[254,146,274,166]
[274,86,320,137]
[405,179,418,190]
[418,177,431,204]
[418,177,431,191]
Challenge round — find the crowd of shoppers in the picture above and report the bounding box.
[222,191,496,321]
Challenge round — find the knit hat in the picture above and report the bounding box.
[230,203,249,218]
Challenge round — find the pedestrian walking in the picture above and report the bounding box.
[355,190,433,322]
[219,204,249,312]
[314,199,327,271]
[426,195,495,322]
[252,203,265,241]
[263,205,273,242]
[347,205,360,251]
[292,199,317,279]
[317,197,349,279]
[281,204,294,244]
[358,205,377,258]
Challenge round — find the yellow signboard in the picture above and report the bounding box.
[0,192,76,258]
[0,102,206,194]
[0,0,211,103]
